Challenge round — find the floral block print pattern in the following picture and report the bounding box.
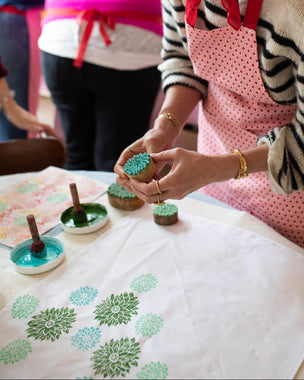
[0,167,106,247]
[11,295,39,319]
[137,362,168,379]
[91,337,140,377]
[135,313,164,338]
[0,339,32,364]
[26,307,77,341]
[130,274,158,293]
[71,327,101,351]
[69,286,98,306]
[94,293,139,327]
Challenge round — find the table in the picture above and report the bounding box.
[1,168,304,379]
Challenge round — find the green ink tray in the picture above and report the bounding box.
[10,236,65,275]
[60,202,109,234]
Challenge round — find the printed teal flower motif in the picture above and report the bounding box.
[0,339,32,364]
[11,295,39,319]
[135,313,164,338]
[13,215,28,226]
[71,327,101,351]
[94,292,139,327]
[0,202,7,212]
[137,362,168,379]
[91,337,140,377]
[130,274,158,293]
[69,286,98,306]
[17,183,39,194]
[26,307,77,341]
[46,193,68,203]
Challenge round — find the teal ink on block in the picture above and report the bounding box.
[153,203,178,225]
[107,183,144,210]
[123,152,156,182]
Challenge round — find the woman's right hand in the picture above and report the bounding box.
[114,116,180,192]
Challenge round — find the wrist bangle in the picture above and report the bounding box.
[0,89,15,111]
[157,112,182,136]
[231,149,248,179]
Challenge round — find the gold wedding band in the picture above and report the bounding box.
[155,180,162,194]
[154,194,165,205]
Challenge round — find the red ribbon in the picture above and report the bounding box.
[221,0,241,30]
[74,9,116,68]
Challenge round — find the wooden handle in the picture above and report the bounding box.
[69,183,82,210]
[27,214,41,244]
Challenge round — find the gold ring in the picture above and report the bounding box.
[155,180,162,194]
[154,194,165,205]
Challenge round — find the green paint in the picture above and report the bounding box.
[61,203,107,228]
[94,292,139,327]
[0,339,32,364]
[11,295,39,319]
[135,313,164,338]
[137,362,169,379]
[91,337,140,377]
[130,274,158,293]
[26,307,77,341]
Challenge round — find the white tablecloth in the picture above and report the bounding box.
[1,205,304,379]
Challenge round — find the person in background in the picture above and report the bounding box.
[38,0,163,172]
[0,0,45,140]
[114,0,304,249]
[0,56,55,136]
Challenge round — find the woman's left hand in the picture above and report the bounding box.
[3,98,58,137]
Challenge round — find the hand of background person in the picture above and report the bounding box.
[114,117,180,192]
[3,97,58,138]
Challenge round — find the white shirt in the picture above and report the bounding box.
[38,19,163,70]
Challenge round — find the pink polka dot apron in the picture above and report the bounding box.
[185,0,304,247]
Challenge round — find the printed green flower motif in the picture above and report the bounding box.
[11,295,39,319]
[135,313,164,338]
[91,337,140,378]
[94,292,139,327]
[130,274,158,293]
[137,362,168,379]
[26,307,77,341]
[0,339,32,364]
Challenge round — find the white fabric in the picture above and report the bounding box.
[38,19,163,70]
[1,205,304,378]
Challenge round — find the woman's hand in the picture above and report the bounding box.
[3,97,58,138]
[114,117,180,192]
[123,148,240,204]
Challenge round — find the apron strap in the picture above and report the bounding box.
[186,0,264,31]
[243,0,263,29]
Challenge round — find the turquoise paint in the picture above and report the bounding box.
[10,237,64,269]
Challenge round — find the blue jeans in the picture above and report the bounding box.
[42,51,161,171]
[0,11,29,140]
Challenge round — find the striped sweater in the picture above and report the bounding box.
[159,0,304,195]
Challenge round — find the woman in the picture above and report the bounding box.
[0,0,45,140]
[0,56,55,136]
[114,0,304,248]
[38,0,163,171]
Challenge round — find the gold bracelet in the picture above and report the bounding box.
[157,112,182,136]
[231,149,248,179]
